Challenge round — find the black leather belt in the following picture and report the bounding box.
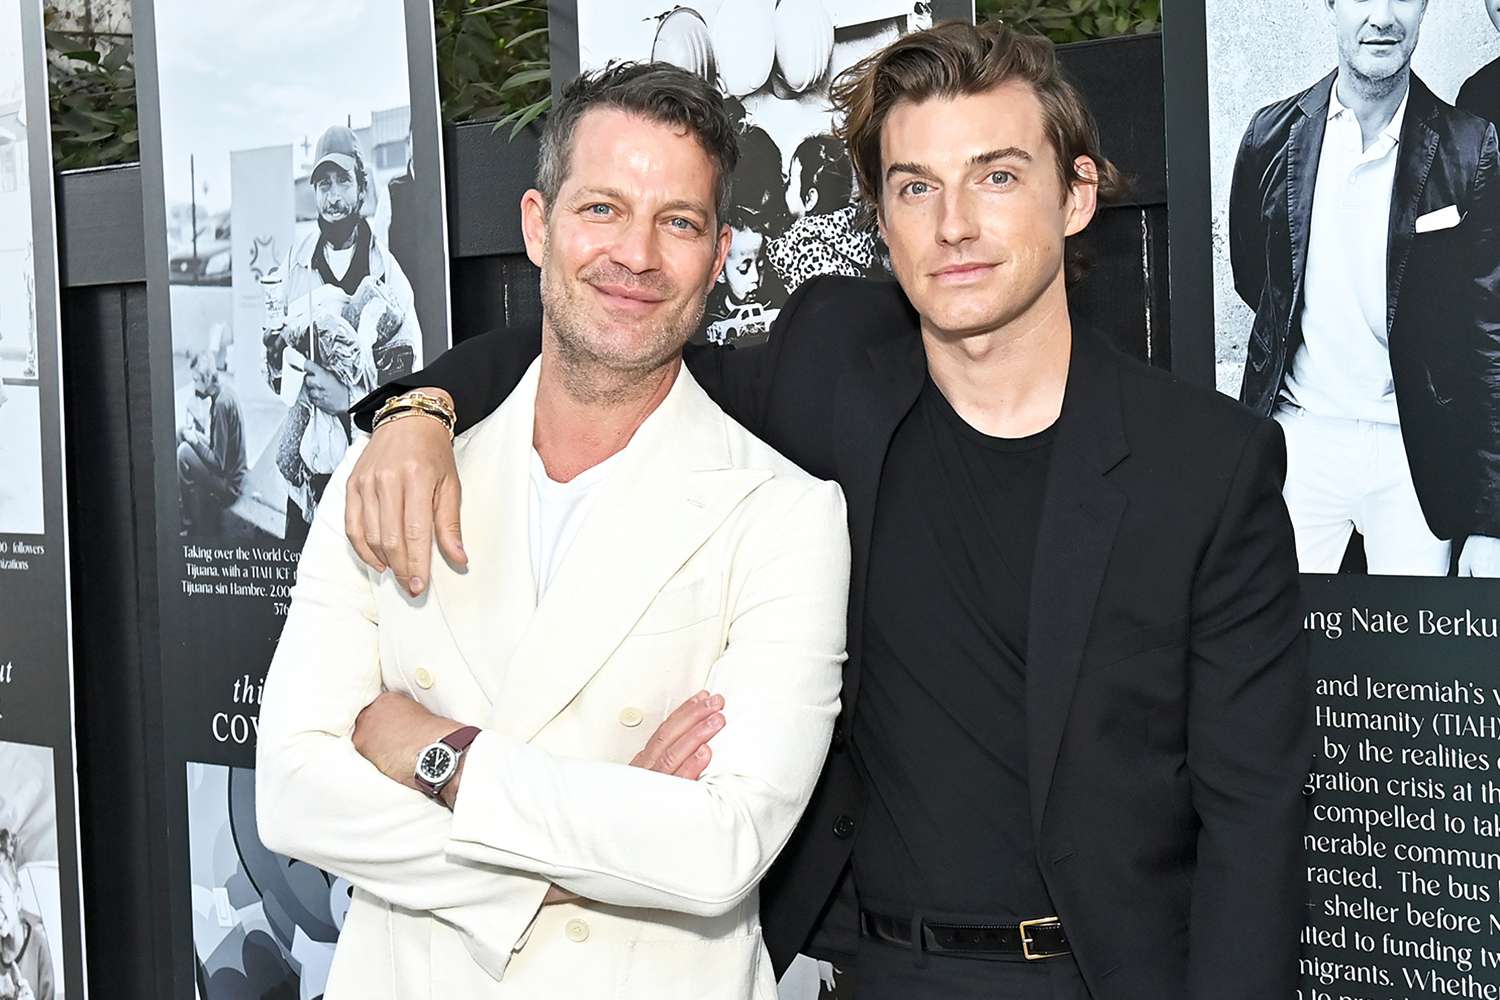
[860,909,1071,961]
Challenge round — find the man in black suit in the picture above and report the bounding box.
[341,22,1309,1000]
[1456,1,1500,125]
[1231,0,1500,576]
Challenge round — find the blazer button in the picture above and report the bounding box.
[618,707,644,728]
[414,667,434,690]
[565,918,590,943]
[832,815,856,839]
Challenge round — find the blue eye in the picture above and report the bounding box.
[669,217,696,231]
[988,170,1013,185]
[587,204,613,216]
[904,181,930,196]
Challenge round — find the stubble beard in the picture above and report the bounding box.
[540,253,706,406]
[1340,34,1414,99]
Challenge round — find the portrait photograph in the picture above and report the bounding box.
[143,0,448,546]
[1198,0,1500,577]
[0,2,44,539]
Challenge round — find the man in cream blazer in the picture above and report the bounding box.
[255,62,849,999]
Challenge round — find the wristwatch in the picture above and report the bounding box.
[414,725,481,800]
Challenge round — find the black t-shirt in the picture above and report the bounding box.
[852,375,1056,921]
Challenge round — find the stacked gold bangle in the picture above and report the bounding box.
[371,390,458,441]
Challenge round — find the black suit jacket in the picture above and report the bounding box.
[1230,71,1500,540]
[1458,57,1500,127]
[354,276,1311,1000]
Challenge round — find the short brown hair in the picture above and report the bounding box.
[831,21,1125,218]
[539,62,740,224]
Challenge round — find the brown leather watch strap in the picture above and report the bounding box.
[443,725,481,752]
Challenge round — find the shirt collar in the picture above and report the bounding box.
[1328,75,1410,144]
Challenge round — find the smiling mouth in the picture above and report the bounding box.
[591,283,666,307]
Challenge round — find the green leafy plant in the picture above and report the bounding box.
[434,0,551,136]
[44,11,138,170]
[976,0,1161,43]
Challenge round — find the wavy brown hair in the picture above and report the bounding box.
[831,20,1126,222]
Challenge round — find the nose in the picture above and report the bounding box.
[610,214,663,275]
[1366,0,1395,30]
[936,187,980,249]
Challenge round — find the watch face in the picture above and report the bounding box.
[417,743,456,786]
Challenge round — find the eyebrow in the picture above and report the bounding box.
[885,147,1034,182]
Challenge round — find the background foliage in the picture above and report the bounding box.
[41,0,1160,169]
[976,0,1160,43]
[43,10,137,170]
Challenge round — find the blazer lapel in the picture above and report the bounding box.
[1387,78,1441,337]
[428,361,543,707]
[1288,73,1334,302]
[492,366,771,743]
[835,329,926,720]
[1026,332,1128,838]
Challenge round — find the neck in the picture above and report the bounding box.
[920,272,1071,438]
[1337,65,1409,144]
[532,333,680,482]
[324,220,360,251]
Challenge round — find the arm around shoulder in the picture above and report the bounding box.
[352,326,543,435]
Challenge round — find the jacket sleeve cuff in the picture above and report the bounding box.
[440,873,552,982]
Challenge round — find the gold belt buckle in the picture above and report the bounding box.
[1018,916,1066,961]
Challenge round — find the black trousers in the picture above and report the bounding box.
[821,938,1091,1000]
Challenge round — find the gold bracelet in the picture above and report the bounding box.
[373,390,457,438]
[373,406,456,441]
[374,389,455,427]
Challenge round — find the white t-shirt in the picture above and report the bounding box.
[1282,79,1409,425]
[529,447,625,599]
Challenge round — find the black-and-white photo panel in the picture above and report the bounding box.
[0,12,42,540]
[133,1,449,993]
[186,763,348,1000]
[1165,7,1500,994]
[551,0,973,348]
[0,743,62,1000]
[0,3,87,997]
[1167,0,1500,577]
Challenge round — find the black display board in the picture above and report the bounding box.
[131,1,451,995]
[0,3,89,998]
[1163,1,1500,994]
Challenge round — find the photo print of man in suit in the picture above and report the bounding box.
[1230,0,1500,576]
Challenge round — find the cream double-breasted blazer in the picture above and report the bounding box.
[255,358,850,999]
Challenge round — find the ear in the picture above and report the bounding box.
[521,189,549,269]
[1064,156,1100,238]
[805,187,820,214]
[709,223,732,289]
